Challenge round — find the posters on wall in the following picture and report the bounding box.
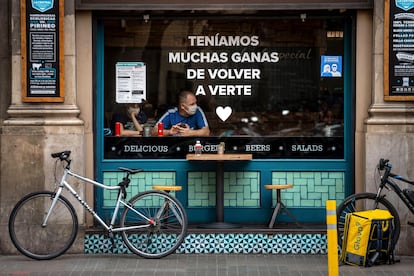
[386,0,414,100]
[115,62,147,103]
[320,56,342,77]
[21,0,64,102]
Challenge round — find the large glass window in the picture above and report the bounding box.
[102,11,347,159]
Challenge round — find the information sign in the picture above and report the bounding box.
[115,62,147,103]
[21,0,64,102]
[384,0,414,100]
[104,136,344,159]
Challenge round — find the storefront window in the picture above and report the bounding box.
[102,11,346,159]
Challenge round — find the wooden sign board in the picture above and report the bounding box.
[384,0,414,101]
[21,0,64,102]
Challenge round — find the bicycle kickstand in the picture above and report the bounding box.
[107,231,116,251]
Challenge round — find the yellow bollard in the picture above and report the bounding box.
[326,200,339,276]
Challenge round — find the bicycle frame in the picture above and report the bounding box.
[379,167,414,214]
[43,167,153,233]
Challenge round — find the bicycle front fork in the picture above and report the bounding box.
[42,187,64,227]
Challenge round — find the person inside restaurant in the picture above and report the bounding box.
[151,90,210,137]
[111,103,147,136]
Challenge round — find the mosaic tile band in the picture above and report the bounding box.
[85,233,327,254]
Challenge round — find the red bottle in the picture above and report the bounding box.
[115,122,121,136]
[157,122,164,136]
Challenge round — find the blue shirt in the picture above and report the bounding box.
[156,107,209,130]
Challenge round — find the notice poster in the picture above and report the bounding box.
[21,0,64,102]
[385,0,414,100]
[115,62,146,103]
[320,56,342,77]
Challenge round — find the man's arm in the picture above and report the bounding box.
[130,111,144,132]
[151,123,210,136]
[177,108,210,136]
[151,125,179,136]
[179,125,210,136]
[120,125,142,136]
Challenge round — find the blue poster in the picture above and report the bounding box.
[320,56,342,78]
[395,0,414,11]
[31,0,54,13]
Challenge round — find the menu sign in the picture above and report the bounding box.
[115,62,147,103]
[385,0,414,100]
[104,137,344,159]
[21,0,64,102]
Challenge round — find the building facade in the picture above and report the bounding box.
[1,0,414,255]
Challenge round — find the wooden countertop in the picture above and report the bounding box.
[186,153,252,161]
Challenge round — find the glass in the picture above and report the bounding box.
[102,11,346,158]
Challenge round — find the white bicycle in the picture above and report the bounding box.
[8,150,187,260]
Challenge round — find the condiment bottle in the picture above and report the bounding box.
[194,140,202,156]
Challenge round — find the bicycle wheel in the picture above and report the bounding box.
[120,190,187,258]
[336,192,400,249]
[8,191,78,260]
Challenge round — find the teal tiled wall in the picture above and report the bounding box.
[187,171,260,208]
[271,171,345,207]
[102,171,345,209]
[102,171,176,207]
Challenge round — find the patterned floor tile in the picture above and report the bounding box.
[85,232,327,255]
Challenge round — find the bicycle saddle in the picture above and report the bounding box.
[118,167,143,174]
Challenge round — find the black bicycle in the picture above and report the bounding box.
[337,158,414,248]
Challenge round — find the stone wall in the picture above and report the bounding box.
[0,125,85,254]
[364,3,414,256]
[0,0,87,254]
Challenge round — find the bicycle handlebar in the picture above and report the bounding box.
[379,158,390,170]
[51,151,143,176]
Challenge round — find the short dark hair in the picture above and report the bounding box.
[177,90,194,104]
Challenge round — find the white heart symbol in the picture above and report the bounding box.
[216,106,232,122]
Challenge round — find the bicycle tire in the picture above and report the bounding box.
[336,192,400,249]
[8,191,78,260]
[120,190,187,258]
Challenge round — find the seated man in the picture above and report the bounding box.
[152,90,210,136]
[111,103,146,136]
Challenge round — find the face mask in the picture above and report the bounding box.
[186,104,197,115]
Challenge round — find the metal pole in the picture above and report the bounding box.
[326,200,339,276]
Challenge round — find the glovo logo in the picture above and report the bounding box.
[382,220,389,232]
[353,221,363,250]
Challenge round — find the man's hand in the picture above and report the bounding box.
[172,123,190,136]
[129,110,143,132]
[130,110,139,117]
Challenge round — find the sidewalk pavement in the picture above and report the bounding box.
[1,254,414,276]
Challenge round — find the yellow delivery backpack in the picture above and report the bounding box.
[340,209,396,267]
